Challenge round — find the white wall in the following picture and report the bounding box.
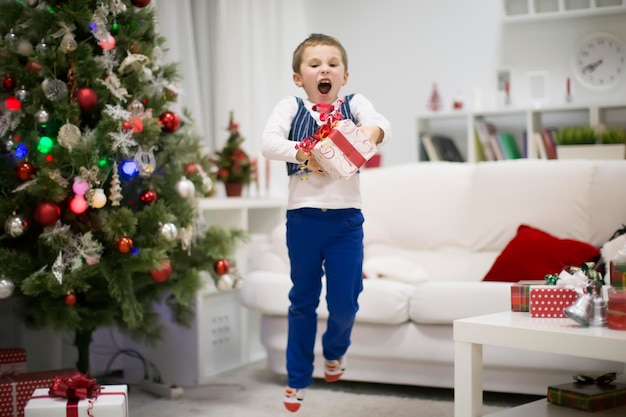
[297,1,626,166]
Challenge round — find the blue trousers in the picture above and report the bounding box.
[285,208,364,388]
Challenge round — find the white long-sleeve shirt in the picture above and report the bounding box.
[262,94,391,210]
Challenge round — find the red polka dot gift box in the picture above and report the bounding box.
[0,349,27,378]
[529,285,579,318]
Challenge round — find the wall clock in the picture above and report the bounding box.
[573,32,625,90]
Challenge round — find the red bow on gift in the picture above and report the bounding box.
[296,99,345,153]
[49,372,101,400]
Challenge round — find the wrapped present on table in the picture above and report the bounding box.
[609,261,626,289]
[510,280,545,312]
[24,378,128,417]
[0,348,27,378]
[529,285,579,318]
[0,369,76,417]
[548,374,626,412]
[296,100,377,180]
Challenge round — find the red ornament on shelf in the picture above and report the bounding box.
[427,82,442,112]
[140,190,157,204]
[34,201,61,226]
[65,293,77,306]
[15,162,36,181]
[116,236,134,254]
[214,259,230,276]
[76,87,98,112]
[2,76,16,91]
[150,260,172,283]
[131,0,151,7]
[159,111,180,133]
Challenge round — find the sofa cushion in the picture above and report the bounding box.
[408,281,512,324]
[363,255,429,284]
[240,270,416,325]
[481,224,600,283]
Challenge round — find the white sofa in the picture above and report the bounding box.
[240,159,626,395]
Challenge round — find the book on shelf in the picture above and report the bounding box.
[497,132,523,159]
[474,118,500,161]
[418,135,430,161]
[420,134,464,162]
[533,131,548,159]
[541,127,558,159]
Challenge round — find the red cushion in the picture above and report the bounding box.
[482,224,600,282]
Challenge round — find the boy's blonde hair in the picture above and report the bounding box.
[292,33,348,73]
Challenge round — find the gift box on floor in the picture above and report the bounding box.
[510,280,545,312]
[0,369,76,417]
[529,285,579,318]
[24,384,128,417]
[548,381,626,412]
[0,349,27,377]
[311,119,377,180]
[610,261,626,288]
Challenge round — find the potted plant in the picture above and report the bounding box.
[214,112,254,196]
[555,126,625,160]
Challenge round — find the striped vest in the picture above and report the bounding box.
[287,94,356,176]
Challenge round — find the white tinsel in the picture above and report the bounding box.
[98,73,129,102]
[39,221,72,242]
[95,49,118,74]
[0,112,24,137]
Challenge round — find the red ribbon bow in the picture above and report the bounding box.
[49,372,101,400]
[296,99,345,153]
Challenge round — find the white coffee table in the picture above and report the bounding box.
[453,311,626,417]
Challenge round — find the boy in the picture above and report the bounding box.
[261,33,391,412]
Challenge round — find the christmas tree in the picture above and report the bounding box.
[0,0,247,373]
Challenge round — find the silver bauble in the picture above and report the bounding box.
[216,274,234,292]
[43,79,68,101]
[4,31,17,46]
[160,223,178,241]
[35,108,50,124]
[58,123,81,149]
[35,39,49,55]
[175,177,195,199]
[15,87,29,104]
[5,215,26,237]
[24,0,39,6]
[0,277,15,299]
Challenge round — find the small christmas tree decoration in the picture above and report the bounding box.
[427,82,442,112]
[65,293,77,306]
[15,161,36,181]
[0,277,15,299]
[42,79,68,101]
[34,108,50,124]
[159,110,180,133]
[76,88,98,112]
[4,214,27,237]
[34,201,61,226]
[109,163,123,206]
[140,189,157,204]
[2,76,16,91]
[150,260,172,283]
[15,86,29,104]
[214,258,230,275]
[116,236,134,254]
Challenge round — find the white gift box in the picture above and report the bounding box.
[311,119,377,180]
[24,384,128,417]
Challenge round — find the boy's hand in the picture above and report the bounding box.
[296,149,325,176]
[359,125,384,145]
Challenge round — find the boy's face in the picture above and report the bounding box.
[293,44,348,104]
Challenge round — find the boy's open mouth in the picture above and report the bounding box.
[318,80,331,94]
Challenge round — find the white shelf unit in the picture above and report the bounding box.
[416,102,626,163]
[91,197,287,387]
[503,0,626,23]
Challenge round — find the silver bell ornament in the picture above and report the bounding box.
[588,285,608,327]
[564,291,594,327]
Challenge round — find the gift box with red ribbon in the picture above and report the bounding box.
[0,369,76,417]
[529,285,579,318]
[510,280,545,312]
[24,382,128,417]
[310,118,377,180]
[0,349,27,378]
[548,377,626,412]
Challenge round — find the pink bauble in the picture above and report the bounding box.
[99,34,116,50]
[70,195,88,214]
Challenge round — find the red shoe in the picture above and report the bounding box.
[283,387,305,412]
[324,356,346,382]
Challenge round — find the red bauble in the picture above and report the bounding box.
[5,96,21,111]
[76,87,98,112]
[184,163,198,176]
[214,259,230,276]
[25,61,42,72]
[150,260,172,283]
[2,76,16,91]
[122,118,143,133]
[131,0,151,7]
[159,111,180,133]
[140,190,157,204]
[116,236,134,254]
[15,161,36,181]
[34,201,61,226]
[65,293,76,306]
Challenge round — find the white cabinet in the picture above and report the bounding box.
[503,0,626,23]
[416,102,626,163]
